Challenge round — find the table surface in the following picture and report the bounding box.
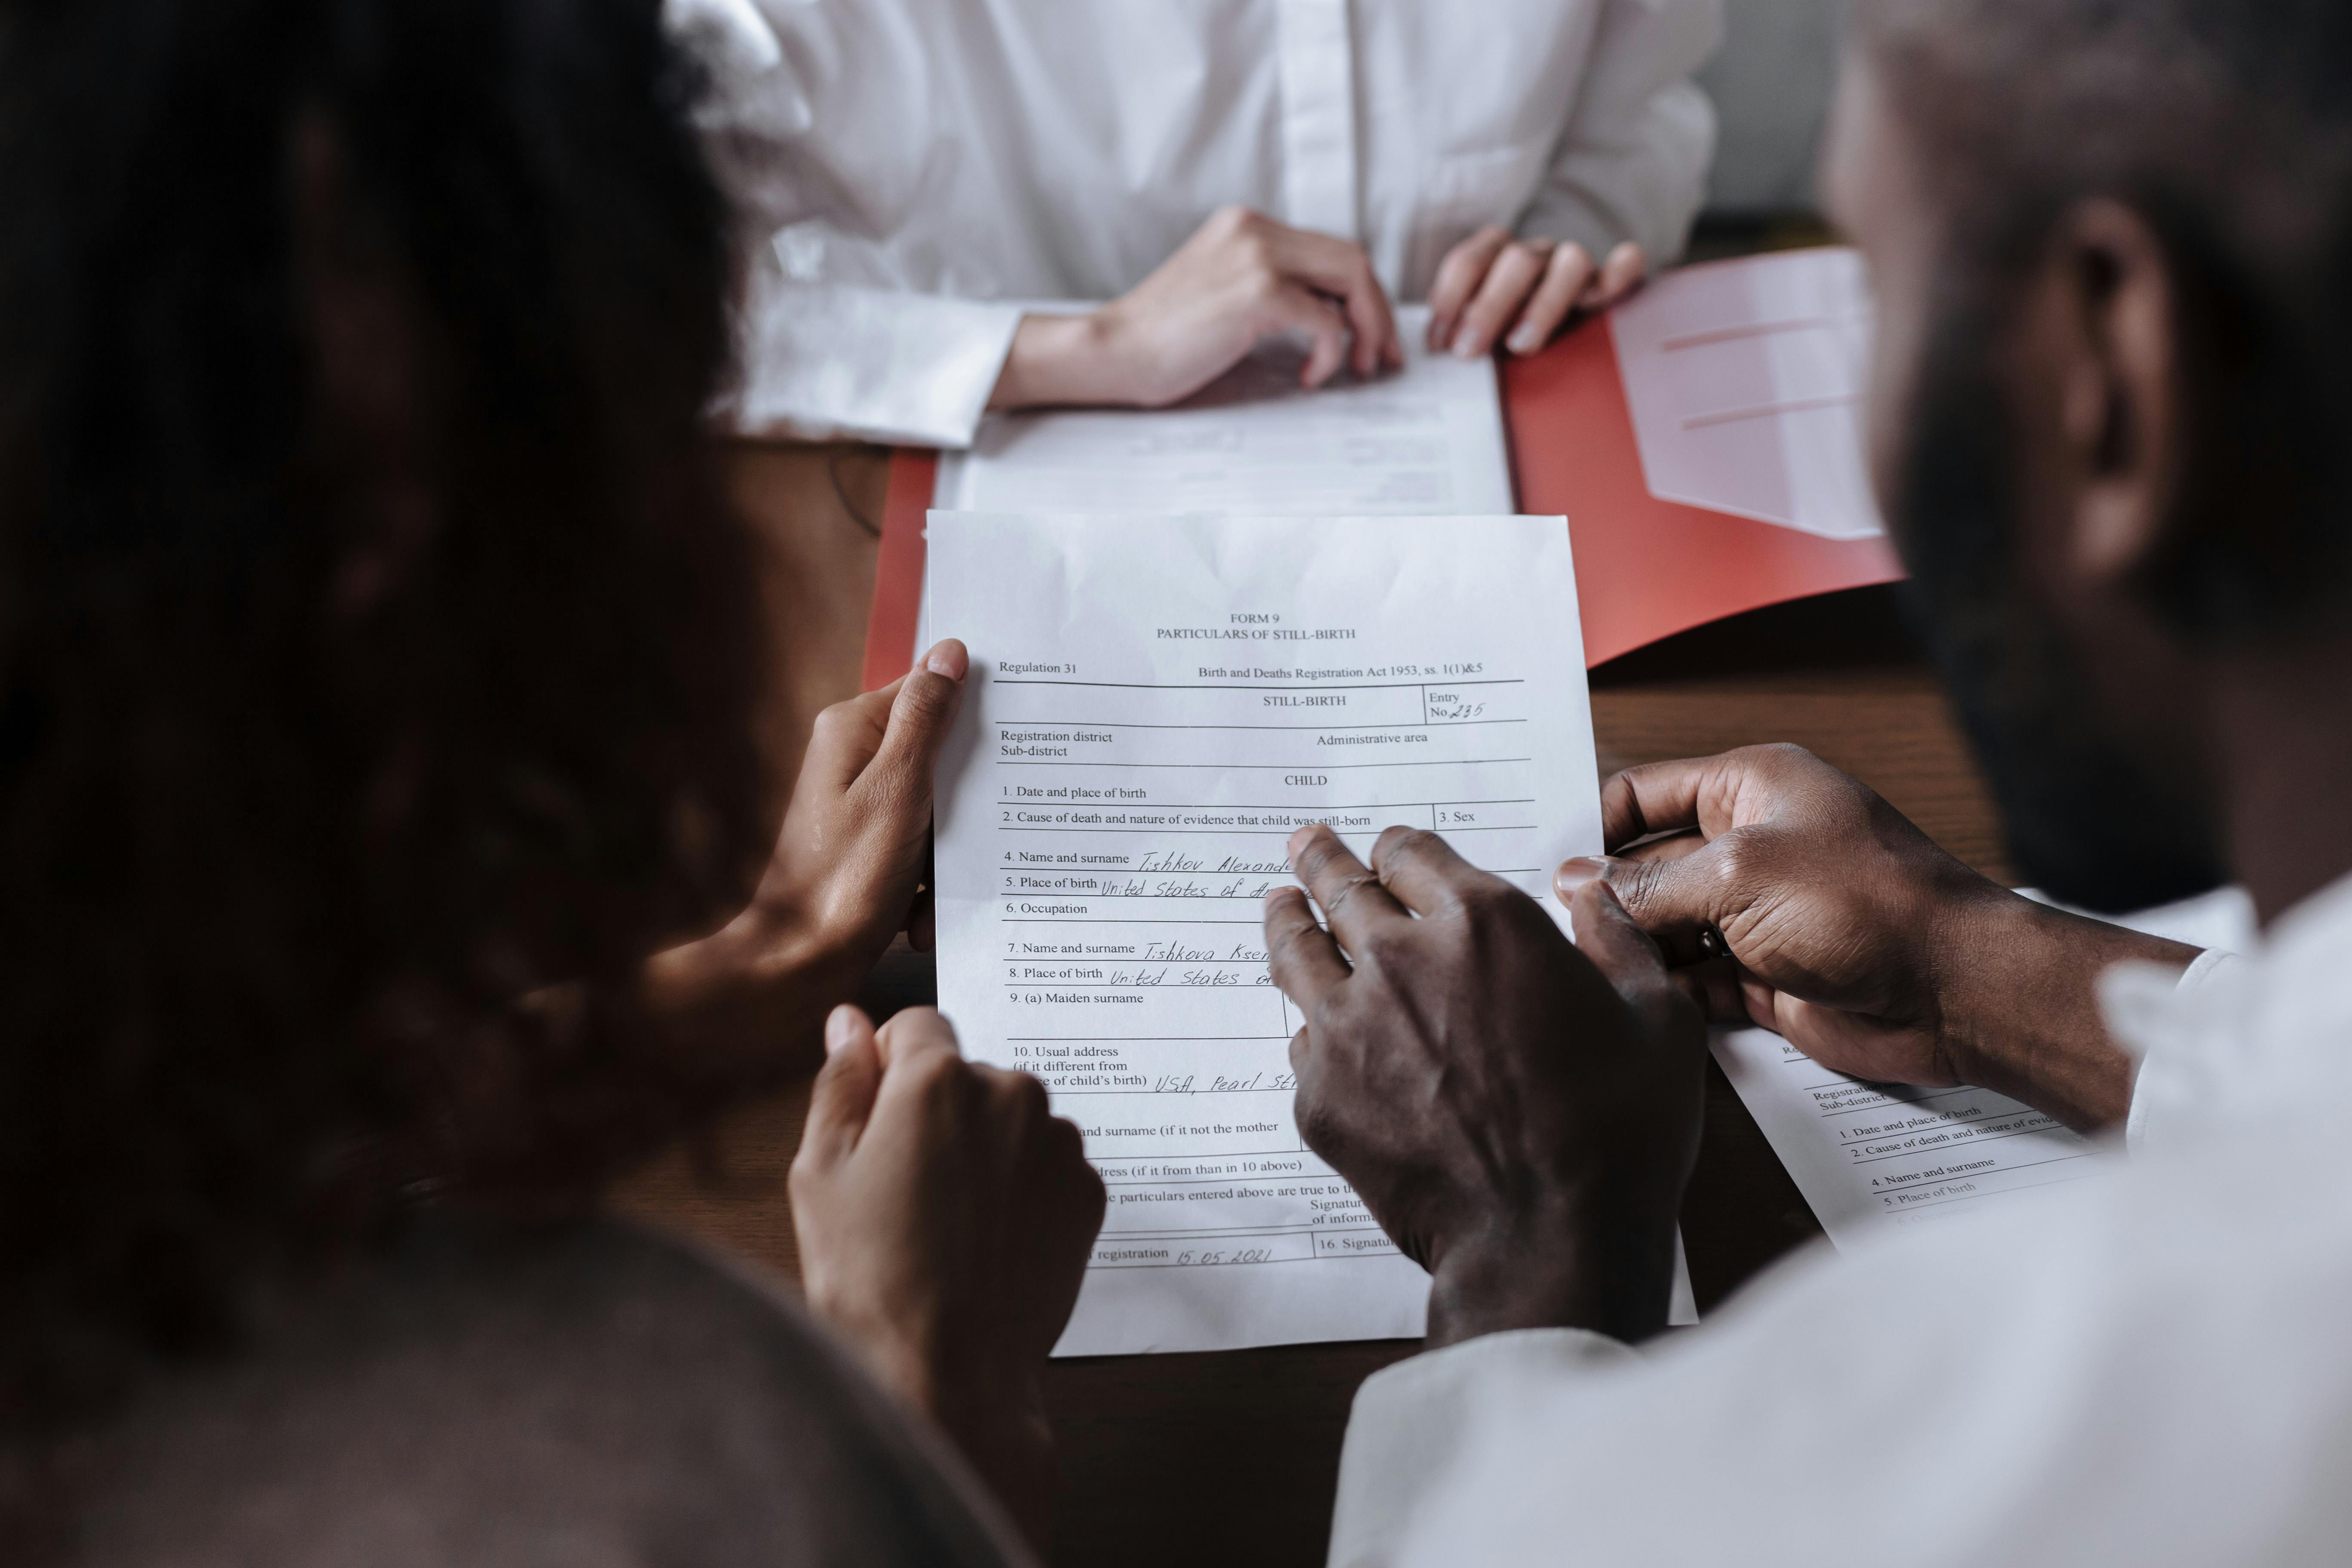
[613,441,2013,1568]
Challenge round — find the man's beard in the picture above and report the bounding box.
[1891,306,2226,914]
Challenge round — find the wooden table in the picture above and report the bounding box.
[615,441,2013,1567]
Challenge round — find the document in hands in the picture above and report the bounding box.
[927,510,1599,1354]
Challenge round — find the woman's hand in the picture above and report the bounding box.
[737,637,967,962]
[1426,228,1646,359]
[637,640,968,1074]
[793,1005,1104,1553]
[990,206,1400,411]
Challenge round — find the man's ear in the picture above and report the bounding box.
[2037,198,2183,587]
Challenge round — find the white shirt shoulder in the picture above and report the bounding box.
[1333,873,2352,1566]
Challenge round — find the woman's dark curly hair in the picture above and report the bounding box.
[0,0,769,1521]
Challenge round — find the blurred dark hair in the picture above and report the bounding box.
[0,0,766,1510]
[1859,0,2352,641]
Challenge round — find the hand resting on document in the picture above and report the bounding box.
[1560,744,2201,1133]
[1263,823,1706,1349]
[635,640,971,1077]
[1425,226,1647,360]
[792,1003,1106,1554]
[988,205,1402,411]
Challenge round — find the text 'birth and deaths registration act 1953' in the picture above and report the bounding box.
[928,511,1599,1356]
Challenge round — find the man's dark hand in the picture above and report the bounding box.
[1562,745,2199,1131]
[1264,823,1706,1348]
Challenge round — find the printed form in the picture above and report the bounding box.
[928,510,1602,1355]
[1710,1032,2098,1246]
[936,305,1513,517]
[1712,885,2257,1246]
[912,306,1512,663]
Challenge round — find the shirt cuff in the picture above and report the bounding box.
[1329,1328,1638,1568]
[2173,944,2237,993]
[2116,946,2241,1155]
[725,277,1024,449]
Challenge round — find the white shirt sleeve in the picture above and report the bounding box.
[721,263,1023,447]
[1514,0,1724,265]
[1325,1139,2352,1567]
[2113,946,2244,1156]
[669,0,1024,447]
[1329,1328,1640,1568]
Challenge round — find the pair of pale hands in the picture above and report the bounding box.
[670,642,2184,1550]
[988,205,1648,412]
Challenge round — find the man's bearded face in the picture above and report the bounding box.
[1890,296,2226,913]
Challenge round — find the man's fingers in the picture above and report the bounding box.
[1285,1024,1315,1088]
[1601,745,1849,853]
[1770,995,1952,1087]
[1266,226,1399,377]
[1451,239,1553,359]
[1264,884,1350,1014]
[1427,226,1514,349]
[1366,824,1485,916]
[1556,837,1758,948]
[1602,744,1844,845]
[798,1004,885,1170]
[1663,968,1779,1031]
[1506,242,1596,356]
[1668,956,1755,1024]
[1576,833,1715,965]
[1617,829,1705,867]
[1287,823,1409,956]
[1568,880,1685,1023]
[1599,756,1708,848]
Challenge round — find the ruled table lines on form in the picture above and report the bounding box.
[1712,1028,2099,1246]
[929,511,1599,1354]
[1709,886,2259,1249]
[978,671,1556,1286]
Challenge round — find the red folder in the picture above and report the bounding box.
[863,448,940,690]
[860,312,1903,690]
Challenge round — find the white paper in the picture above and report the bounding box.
[914,305,1513,659]
[1712,885,2258,1246]
[927,510,1606,1354]
[1609,247,1885,541]
[938,305,1512,517]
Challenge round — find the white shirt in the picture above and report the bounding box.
[1329,878,2352,1566]
[666,0,1722,445]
